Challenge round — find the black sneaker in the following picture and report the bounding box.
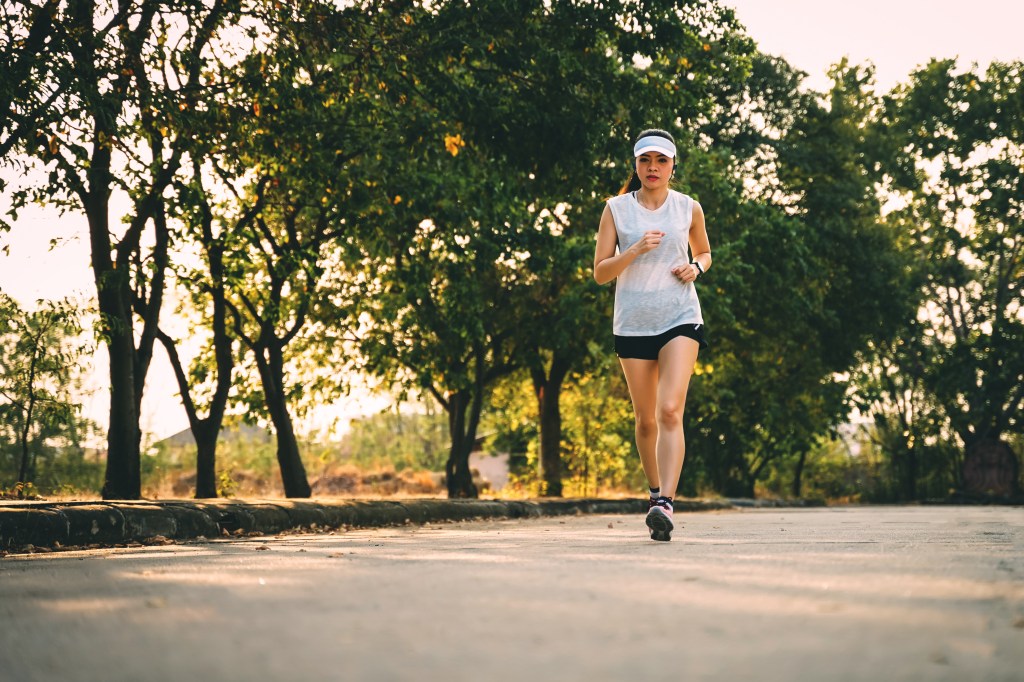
[646,498,674,542]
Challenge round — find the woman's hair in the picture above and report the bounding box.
[617,128,676,195]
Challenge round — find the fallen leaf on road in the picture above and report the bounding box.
[255,545,270,551]
[608,523,614,528]
[142,536,174,546]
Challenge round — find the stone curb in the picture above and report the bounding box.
[0,497,755,551]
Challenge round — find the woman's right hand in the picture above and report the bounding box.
[630,231,666,256]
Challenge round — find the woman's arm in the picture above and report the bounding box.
[593,204,664,285]
[672,200,712,283]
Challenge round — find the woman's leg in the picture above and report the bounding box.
[655,336,700,498]
[618,357,660,490]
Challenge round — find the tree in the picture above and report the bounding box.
[672,56,912,498]
[1,0,242,499]
[0,293,89,493]
[355,0,755,498]
[851,330,961,501]
[132,0,404,498]
[154,161,236,499]
[358,147,526,497]
[878,59,1024,496]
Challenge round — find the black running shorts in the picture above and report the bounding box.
[614,323,708,360]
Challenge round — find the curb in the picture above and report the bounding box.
[0,497,750,552]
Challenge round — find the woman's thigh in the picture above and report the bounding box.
[619,357,659,420]
[657,336,699,411]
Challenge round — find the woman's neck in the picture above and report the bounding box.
[636,186,669,210]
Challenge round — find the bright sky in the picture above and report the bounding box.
[724,0,1024,92]
[2,0,1023,439]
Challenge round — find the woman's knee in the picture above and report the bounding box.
[634,413,657,437]
[657,402,684,427]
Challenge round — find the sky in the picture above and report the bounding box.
[724,0,1024,92]
[2,0,1023,440]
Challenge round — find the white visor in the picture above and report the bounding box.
[633,135,676,158]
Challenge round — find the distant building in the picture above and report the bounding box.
[155,424,273,449]
[470,451,510,491]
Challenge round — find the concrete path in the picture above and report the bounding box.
[2,506,1022,682]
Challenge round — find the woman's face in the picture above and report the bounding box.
[635,152,673,190]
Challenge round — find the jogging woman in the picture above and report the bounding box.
[593,129,711,542]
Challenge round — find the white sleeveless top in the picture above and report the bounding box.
[607,189,703,336]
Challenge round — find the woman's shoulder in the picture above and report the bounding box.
[670,189,702,213]
[607,192,633,208]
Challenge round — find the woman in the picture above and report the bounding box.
[593,129,711,542]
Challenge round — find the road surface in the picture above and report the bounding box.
[2,506,1022,681]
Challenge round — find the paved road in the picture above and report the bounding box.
[2,506,1022,682]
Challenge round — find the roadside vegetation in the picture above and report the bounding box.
[2,1,1020,502]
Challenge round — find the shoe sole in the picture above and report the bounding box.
[646,507,674,542]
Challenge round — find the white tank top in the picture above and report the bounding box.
[607,189,703,336]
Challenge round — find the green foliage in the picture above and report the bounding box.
[841,59,1024,499]
[0,481,40,500]
[559,360,644,496]
[486,357,642,496]
[340,404,450,473]
[878,59,1024,454]
[677,58,913,497]
[0,293,100,494]
[5,1,1018,504]
[1,0,254,500]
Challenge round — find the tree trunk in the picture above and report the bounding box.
[538,383,563,497]
[87,161,142,499]
[902,445,918,501]
[17,439,30,492]
[532,354,570,498]
[193,423,219,499]
[256,344,311,498]
[445,437,478,499]
[154,208,233,500]
[445,391,478,499]
[101,318,142,499]
[156,331,228,499]
[102,345,141,499]
[271,414,310,498]
[790,448,806,499]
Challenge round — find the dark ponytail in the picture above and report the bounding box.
[617,128,676,195]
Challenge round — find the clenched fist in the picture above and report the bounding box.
[630,231,666,256]
[671,262,699,283]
